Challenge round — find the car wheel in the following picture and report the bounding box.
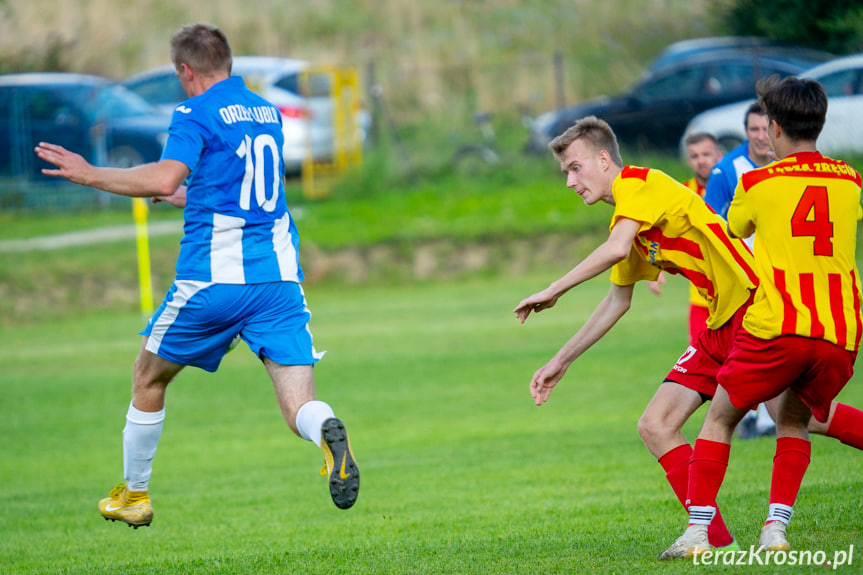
[107,146,144,168]
[717,136,743,153]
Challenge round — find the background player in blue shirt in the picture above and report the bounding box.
[35,23,359,527]
[703,102,772,221]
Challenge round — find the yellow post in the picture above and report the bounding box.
[132,198,154,317]
[301,66,363,200]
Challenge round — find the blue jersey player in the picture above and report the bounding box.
[703,102,772,221]
[35,23,359,528]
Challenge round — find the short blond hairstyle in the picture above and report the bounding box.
[549,115,623,167]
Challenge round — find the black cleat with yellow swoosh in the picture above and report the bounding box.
[320,418,360,509]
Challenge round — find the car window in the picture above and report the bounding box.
[302,72,332,97]
[26,87,82,123]
[95,85,156,118]
[638,65,704,99]
[273,72,332,98]
[273,72,329,97]
[704,62,755,95]
[816,69,860,97]
[128,74,187,107]
[63,84,154,120]
[272,73,299,95]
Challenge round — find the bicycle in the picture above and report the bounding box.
[450,107,535,175]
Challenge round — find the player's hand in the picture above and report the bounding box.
[647,270,666,296]
[152,184,187,208]
[514,288,559,323]
[529,360,566,406]
[35,142,92,185]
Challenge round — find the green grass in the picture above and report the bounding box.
[2,273,862,574]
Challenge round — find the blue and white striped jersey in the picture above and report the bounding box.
[161,76,302,284]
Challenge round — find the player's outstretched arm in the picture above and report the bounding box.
[152,185,188,208]
[514,286,560,323]
[514,218,640,323]
[529,283,634,405]
[529,359,567,406]
[35,142,189,199]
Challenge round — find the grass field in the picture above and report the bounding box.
[2,272,862,574]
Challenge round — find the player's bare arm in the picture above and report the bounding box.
[529,283,634,405]
[152,185,188,208]
[35,142,189,199]
[514,218,640,323]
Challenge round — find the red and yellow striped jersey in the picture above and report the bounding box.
[683,177,709,307]
[683,177,706,198]
[609,166,758,329]
[728,151,863,351]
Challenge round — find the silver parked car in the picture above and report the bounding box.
[680,52,863,156]
[123,56,368,175]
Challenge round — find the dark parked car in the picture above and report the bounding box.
[645,36,832,76]
[527,44,833,153]
[0,73,170,180]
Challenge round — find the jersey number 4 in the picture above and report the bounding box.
[790,185,834,256]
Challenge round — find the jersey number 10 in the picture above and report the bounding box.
[236,134,281,212]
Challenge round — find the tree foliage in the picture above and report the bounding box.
[715,0,863,55]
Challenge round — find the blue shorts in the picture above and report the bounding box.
[140,280,325,372]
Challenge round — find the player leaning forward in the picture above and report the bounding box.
[514,113,863,552]
[35,23,359,527]
[660,76,862,558]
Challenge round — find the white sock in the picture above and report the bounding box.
[296,400,335,447]
[688,505,716,525]
[123,403,165,492]
[766,503,794,525]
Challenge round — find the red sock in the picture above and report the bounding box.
[826,403,863,450]
[770,437,811,507]
[659,443,733,547]
[687,438,730,508]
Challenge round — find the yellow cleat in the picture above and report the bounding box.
[98,483,153,528]
[320,418,359,510]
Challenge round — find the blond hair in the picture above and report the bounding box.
[549,116,623,167]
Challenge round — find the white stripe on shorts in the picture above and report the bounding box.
[299,285,326,361]
[145,280,211,356]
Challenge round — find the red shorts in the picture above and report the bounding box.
[717,331,856,423]
[665,299,750,399]
[688,304,709,344]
